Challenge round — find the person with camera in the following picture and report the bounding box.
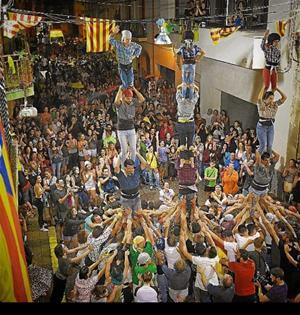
[256,267,288,303]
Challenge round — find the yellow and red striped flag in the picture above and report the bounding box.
[0,121,32,302]
[3,12,42,39]
[85,18,116,53]
[210,26,240,45]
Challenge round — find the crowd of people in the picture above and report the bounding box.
[10,29,300,303]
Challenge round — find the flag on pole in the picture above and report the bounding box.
[85,18,116,53]
[3,12,42,39]
[0,121,32,302]
[210,26,240,45]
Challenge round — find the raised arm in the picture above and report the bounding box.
[114,86,123,106]
[132,86,145,104]
[275,87,287,104]
[136,152,149,170]
[258,85,265,104]
[113,154,121,174]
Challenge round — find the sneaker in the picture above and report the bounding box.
[79,209,87,215]
[40,227,49,232]
[150,186,153,190]
[88,206,93,212]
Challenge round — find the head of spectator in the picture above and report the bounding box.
[121,30,132,46]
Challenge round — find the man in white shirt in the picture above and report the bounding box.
[234,224,261,252]
[164,234,180,269]
[135,272,158,303]
[159,182,175,211]
[208,229,238,262]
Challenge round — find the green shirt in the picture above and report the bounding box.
[205,167,218,187]
[129,241,153,285]
[134,264,157,284]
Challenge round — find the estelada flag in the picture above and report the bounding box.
[85,18,116,53]
[0,121,32,302]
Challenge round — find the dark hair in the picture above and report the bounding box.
[195,243,207,256]
[270,267,284,280]
[238,224,247,234]
[263,91,274,101]
[92,226,104,238]
[261,152,271,161]
[173,224,181,236]
[191,222,201,234]
[54,244,64,258]
[208,246,217,259]
[124,159,134,167]
[78,230,88,244]
[222,229,233,238]
[247,223,256,235]
[267,33,281,45]
[79,266,89,280]
[240,249,249,261]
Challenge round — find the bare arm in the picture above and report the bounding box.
[132,86,145,104]
[275,87,287,104]
[136,152,149,170]
[114,86,123,106]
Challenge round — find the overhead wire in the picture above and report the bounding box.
[3,0,296,24]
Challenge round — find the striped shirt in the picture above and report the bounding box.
[109,35,142,65]
[257,99,282,120]
[261,37,281,66]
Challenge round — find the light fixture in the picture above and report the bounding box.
[154,18,172,45]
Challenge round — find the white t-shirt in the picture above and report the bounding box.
[136,285,158,303]
[235,232,260,252]
[164,238,180,270]
[224,241,238,262]
[192,256,219,291]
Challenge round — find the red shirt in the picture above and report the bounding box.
[229,260,255,296]
[159,125,174,141]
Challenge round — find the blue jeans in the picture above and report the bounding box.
[52,162,62,179]
[182,63,196,99]
[119,65,134,89]
[117,129,137,165]
[256,121,274,155]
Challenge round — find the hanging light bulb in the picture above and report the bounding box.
[154,18,172,45]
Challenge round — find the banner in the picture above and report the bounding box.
[3,12,42,39]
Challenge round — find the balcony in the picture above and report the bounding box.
[1,53,34,101]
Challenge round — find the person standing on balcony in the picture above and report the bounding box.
[109,25,142,90]
[177,30,205,100]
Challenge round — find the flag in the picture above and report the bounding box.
[85,18,115,53]
[210,26,240,45]
[276,20,288,37]
[3,12,42,39]
[0,121,32,302]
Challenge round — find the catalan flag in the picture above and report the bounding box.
[0,121,32,302]
[210,26,240,45]
[3,12,42,39]
[85,18,116,53]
